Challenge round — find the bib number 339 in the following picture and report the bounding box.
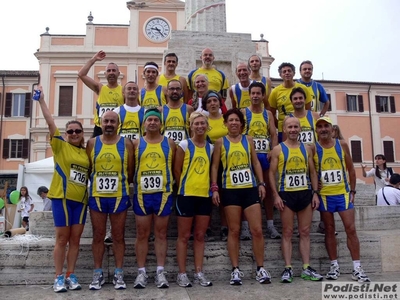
[230,169,251,186]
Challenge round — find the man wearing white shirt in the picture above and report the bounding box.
[377,173,400,206]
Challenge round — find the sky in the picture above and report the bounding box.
[1,0,399,83]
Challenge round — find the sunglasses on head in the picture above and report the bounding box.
[66,129,83,134]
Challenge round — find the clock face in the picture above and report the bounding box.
[144,17,171,43]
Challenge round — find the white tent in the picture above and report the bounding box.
[17,157,54,212]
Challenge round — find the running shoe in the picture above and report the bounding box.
[194,272,212,287]
[65,273,81,290]
[113,270,126,289]
[177,273,192,287]
[133,270,148,289]
[230,268,244,285]
[352,266,370,283]
[155,269,169,288]
[280,267,294,283]
[301,266,323,281]
[256,267,271,284]
[266,226,281,239]
[89,270,105,290]
[53,274,67,293]
[326,264,340,280]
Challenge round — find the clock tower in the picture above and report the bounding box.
[126,0,185,49]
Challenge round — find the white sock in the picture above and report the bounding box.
[353,260,361,270]
[331,260,338,266]
[157,266,164,273]
[138,267,146,273]
[267,220,274,228]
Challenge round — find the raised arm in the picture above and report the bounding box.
[78,50,106,95]
[36,86,57,137]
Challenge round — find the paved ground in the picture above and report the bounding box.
[0,272,399,300]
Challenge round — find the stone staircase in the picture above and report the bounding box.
[1,184,399,286]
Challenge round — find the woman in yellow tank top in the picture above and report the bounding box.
[211,108,271,285]
[174,112,214,287]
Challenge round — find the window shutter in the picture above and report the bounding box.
[383,141,394,162]
[24,93,31,117]
[5,93,12,117]
[350,140,362,163]
[2,139,10,159]
[346,94,350,111]
[389,96,396,113]
[375,96,381,113]
[58,86,73,116]
[327,93,332,111]
[22,139,29,159]
[357,95,364,112]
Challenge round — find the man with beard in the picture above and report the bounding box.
[141,62,166,109]
[161,80,194,144]
[248,54,272,107]
[268,62,312,143]
[158,53,189,103]
[297,60,330,115]
[114,81,145,141]
[312,116,370,283]
[229,63,252,109]
[79,50,124,137]
[187,48,229,100]
[86,111,134,290]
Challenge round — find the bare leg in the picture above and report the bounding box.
[90,210,108,269]
[176,216,193,273]
[109,210,128,268]
[135,214,152,268]
[244,204,265,266]
[280,206,295,266]
[193,215,210,272]
[224,206,242,267]
[66,224,84,273]
[338,208,360,260]
[297,204,312,265]
[54,226,71,275]
[321,211,337,260]
[154,215,170,267]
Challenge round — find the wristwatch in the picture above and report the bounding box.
[319,113,324,117]
[350,190,357,194]
[312,190,320,195]
[258,182,266,187]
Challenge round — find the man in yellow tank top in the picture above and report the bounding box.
[132,109,176,289]
[248,54,272,107]
[141,62,166,109]
[312,116,370,283]
[269,116,322,283]
[78,50,124,137]
[114,81,145,140]
[286,87,319,145]
[243,81,279,239]
[162,80,193,144]
[86,111,134,290]
[229,63,251,109]
[158,53,189,103]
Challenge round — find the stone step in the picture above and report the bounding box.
[0,229,398,286]
[28,205,400,239]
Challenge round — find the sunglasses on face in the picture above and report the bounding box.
[66,129,83,134]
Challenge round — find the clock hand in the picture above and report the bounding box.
[151,27,165,37]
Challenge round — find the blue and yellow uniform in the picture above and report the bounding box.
[206,116,228,144]
[133,136,174,216]
[187,68,229,94]
[244,108,271,170]
[296,79,329,112]
[178,139,213,197]
[251,76,269,91]
[277,142,310,192]
[140,85,166,109]
[314,139,352,212]
[232,83,251,108]
[162,104,190,144]
[94,85,124,127]
[49,128,89,226]
[114,104,145,140]
[221,135,256,189]
[88,136,130,213]
[289,110,316,145]
[269,83,312,132]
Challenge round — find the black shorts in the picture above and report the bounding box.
[92,125,103,138]
[279,190,312,212]
[22,216,29,223]
[175,195,213,217]
[221,187,260,210]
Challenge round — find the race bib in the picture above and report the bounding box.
[230,168,252,186]
[120,129,140,140]
[298,131,314,144]
[321,169,343,185]
[164,130,185,143]
[285,173,307,189]
[140,175,163,192]
[96,172,119,193]
[98,104,117,118]
[253,138,270,153]
[69,164,89,186]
